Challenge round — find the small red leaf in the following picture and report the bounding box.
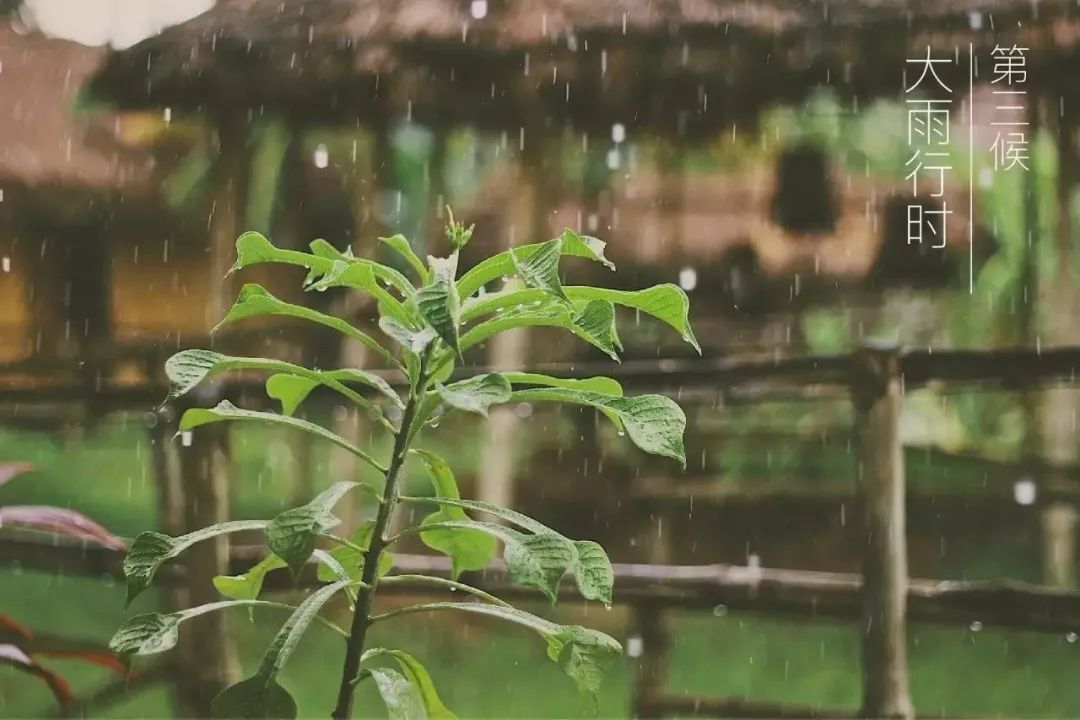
[0,643,74,710]
[0,614,34,643]
[0,506,127,550]
[0,462,33,488]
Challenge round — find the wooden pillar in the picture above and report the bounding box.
[427,129,449,253]
[1037,91,1080,589]
[476,129,548,508]
[205,111,250,329]
[174,398,238,716]
[170,109,247,715]
[631,603,670,719]
[851,343,912,720]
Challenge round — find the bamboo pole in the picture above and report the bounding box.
[851,343,912,719]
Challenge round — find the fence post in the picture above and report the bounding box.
[631,602,670,719]
[851,343,913,719]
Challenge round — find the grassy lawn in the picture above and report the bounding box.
[2,419,1079,717]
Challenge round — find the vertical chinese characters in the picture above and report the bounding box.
[990,45,1030,172]
[905,47,954,249]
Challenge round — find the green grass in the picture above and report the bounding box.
[2,418,1079,717]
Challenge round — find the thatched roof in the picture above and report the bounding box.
[0,24,152,193]
[88,0,1080,138]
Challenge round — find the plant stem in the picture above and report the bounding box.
[330,358,429,719]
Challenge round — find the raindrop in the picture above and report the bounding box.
[626,635,644,658]
[968,11,983,30]
[313,144,329,169]
[1013,478,1036,506]
[1,257,9,273]
[712,604,728,617]
[606,148,620,170]
[611,123,626,144]
[969,620,983,632]
[514,402,533,419]
[180,431,193,447]
[163,107,172,124]
[470,0,488,20]
[678,266,698,292]
[1068,632,1078,644]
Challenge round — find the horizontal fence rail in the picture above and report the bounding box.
[5,538,1080,635]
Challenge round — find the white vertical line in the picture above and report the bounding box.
[969,42,975,294]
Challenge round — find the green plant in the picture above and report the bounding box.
[108,214,698,718]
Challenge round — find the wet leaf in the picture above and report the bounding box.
[368,668,425,720]
[375,602,621,704]
[502,372,623,396]
[381,234,429,281]
[179,401,384,472]
[214,555,288,602]
[315,521,392,583]
[511,237,568,301]
[416,258,461,356]
[214,284,395,366]
[211,676,297,719]
[212,581,348,718]
[109,612,181,660]
[434,373,511,417]
[510,389,687,466]
[457,228,614,298]
[412,451,497,578]
[566,284,700,353]
[362,649,456,719]
[267,482,357,577]
[124,521,267,604]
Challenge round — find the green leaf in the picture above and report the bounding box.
[124,521,266,605]
[308,261,414,327]
[265,369,401,417]
[380,316,437,355]
[511,238,568,301]
[231,232,414,300]
[570,541,614,607]
[566,284,700,354]
[363,649,456,719]
[368,668,426,720]
[213,580,348,718]
[264,375,317,417]
[510,389,687,466]
[212,676,297,719]
[214,284,397,367]
[416,520,572,603]
[416,257,462,356]
[109,612,180,661]
[179,400,386,473]
[402,495,612,606]
[372,602,621,703]
[381,234,430,282]
[457,229,615,298]
[315,521,393,583]
[547,625,623,701]
[412,450,497,578]
[267,482,357,577]
[460,300,619,360]
[502,372,623,397]
[166,350,392,428]
[434,373,511,417]
[213,555,287,603]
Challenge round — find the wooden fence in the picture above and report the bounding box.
[5,343,1080,717]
